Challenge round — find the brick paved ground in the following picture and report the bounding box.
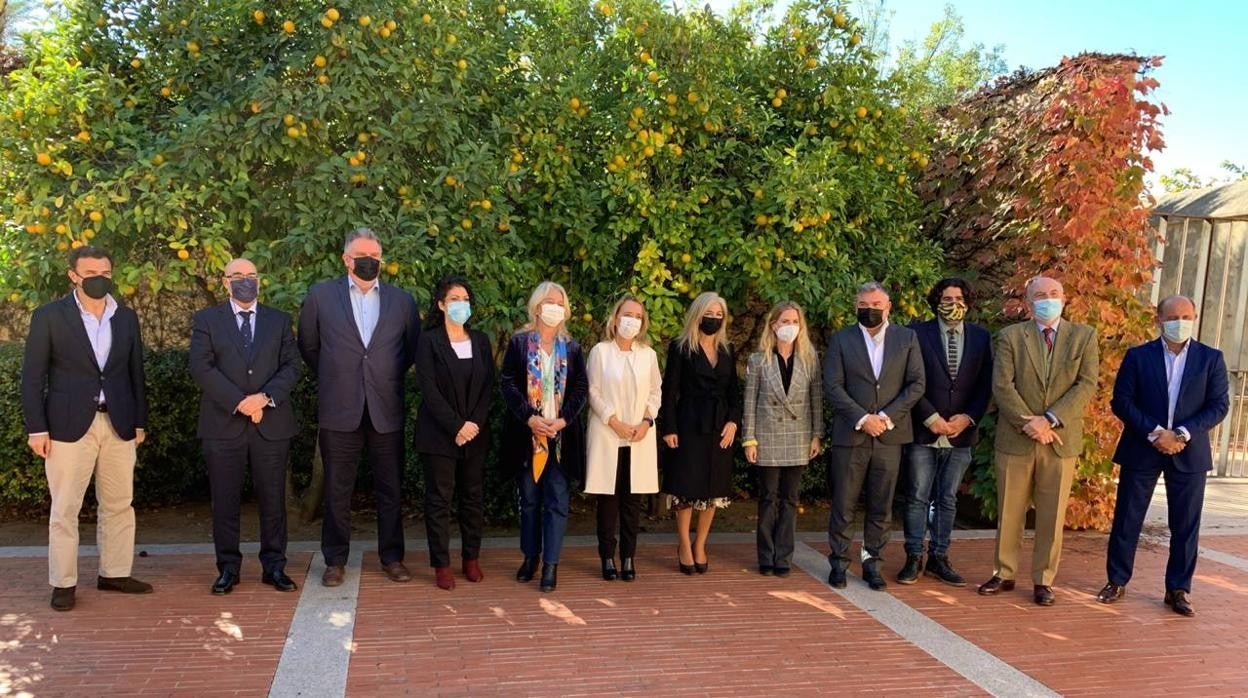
[3,536,1248,696]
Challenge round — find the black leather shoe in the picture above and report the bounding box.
[601,558,618,581]
[1096,582,1126,604]
[925,555,967,587]
[212,570,239,595]
[759,565,774,576]
[620,557,636,582]
[862,559,887,591]
[773,567,790,578]
[98,576,154,594]
[827,566,847,589]
[1034,585,1056,606]
[262,570,298,592]
[539,563,558,592]
[977,576,1016,595]
[1165,590,1195,617]
[516,557,539,582]
[51,586,75,611]
[896,554,922,584]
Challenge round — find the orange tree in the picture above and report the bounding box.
[915,54,1166,530]
[0,0,939,344]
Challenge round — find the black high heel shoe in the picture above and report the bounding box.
[601,558,618,581]
[694,561,709,574]
[620,557,636,582]
[677,546,694,575]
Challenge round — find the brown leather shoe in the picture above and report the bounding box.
[97,576,153,594]
[1097,582,1126,604]
[462,558,484,583]
[1034,585,1055,606]
[382,561,412,583]
[1164,590,1195,617]
[51,586,76,611]
[322,565,345,587]
[977,576,1016,595]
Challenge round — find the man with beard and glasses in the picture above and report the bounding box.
[822,281,925,591]
[21,246,151,611]
[298,228,421,587]
[189,258,302,595]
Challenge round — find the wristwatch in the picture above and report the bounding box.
[1176,431,1190,444]
[642,417,655,427]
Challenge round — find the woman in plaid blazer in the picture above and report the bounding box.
[742,301,823,576]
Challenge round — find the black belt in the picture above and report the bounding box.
[96,403,109,413]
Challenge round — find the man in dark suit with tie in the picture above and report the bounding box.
[21,246,151,611]
[189,258,302,595]
[900,277,993,587]
[298,228,421,586]
[823,281,926,591]
[1097,294,1230,616]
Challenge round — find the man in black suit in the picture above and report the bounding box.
[298,228,421,586]
[21,246,151,611]
[823,281,926,591]
[189,258,302,595]
[900,278,993,587]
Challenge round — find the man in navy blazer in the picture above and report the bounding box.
[21,246,151,611]
[901,278,993,587]
[1098,295,1230,617]
[190,258,302,595]
[298,228,421,587]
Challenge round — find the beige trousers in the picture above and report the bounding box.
[992,444,1077,586]
[45,412,138,587]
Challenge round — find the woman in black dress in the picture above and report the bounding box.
[660,291,740,574]
[413,275,495,591]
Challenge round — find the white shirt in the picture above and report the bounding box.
[73,290,117,403]
[538,349,557,420]
[855,321,894,431]
[451,338,473,360]
[1150,339,1192,442]
[230,298,257,336]
[347,276,380,347]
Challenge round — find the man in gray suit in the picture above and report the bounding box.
[298,228,421,587]
[823,282,926,590]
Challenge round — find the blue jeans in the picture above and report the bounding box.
[903,446,972,557]
[518,463,569,564]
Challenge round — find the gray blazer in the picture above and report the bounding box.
[822,323,926,447]
[743,350,823,466]
[297,277,421,434]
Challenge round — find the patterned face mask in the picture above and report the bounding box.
[937,300,967,323]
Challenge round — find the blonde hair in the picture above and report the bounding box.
[602,295,651,347]
[756,301,816,373]
[677,291,729,355]
[521,280,570,337]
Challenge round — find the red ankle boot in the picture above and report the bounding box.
[463,559,484,583]
[435,566,455,590]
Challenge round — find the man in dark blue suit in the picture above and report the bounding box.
[298,228,421,587]
[900,278,993,587]
[190,258,302,595]
[1098,295,1230,616]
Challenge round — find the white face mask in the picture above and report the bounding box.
[1162,319,1195,344]
[539,302,565,328]
[617,316,642,340]
[774,324,800,343]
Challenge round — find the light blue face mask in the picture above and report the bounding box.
[1032,298,1063,323]
[446,300,472,325]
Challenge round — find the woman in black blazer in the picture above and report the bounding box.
[414,275,495,591]
[499,281,589,593]
[660,291,741,575]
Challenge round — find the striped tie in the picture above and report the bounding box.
[946,328,959,379]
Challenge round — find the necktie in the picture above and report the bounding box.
[946,329,959,379]
[239,310,254,353]
[1042,327,1054,354]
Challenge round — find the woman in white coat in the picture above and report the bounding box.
[586,296,662,581]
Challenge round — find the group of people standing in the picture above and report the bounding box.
[21,229,1229,620]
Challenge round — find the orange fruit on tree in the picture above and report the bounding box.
[252,10,266,24]
[325,8,340,21]
[177,249,190,260]
[36,152,53,166]
[282,19,295,33]
[358,15,371,26]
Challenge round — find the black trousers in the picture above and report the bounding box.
[422,451,486,568]
[204,424,290,575]
[320,406,405,567]
[757,465,804,570]
[596,447,641,559]
[826,442,902,570]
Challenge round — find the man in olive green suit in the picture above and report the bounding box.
[978,276,1099,606]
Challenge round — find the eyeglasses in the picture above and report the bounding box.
[225,273,259,281]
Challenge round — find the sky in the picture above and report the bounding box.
[707,0,1248,189]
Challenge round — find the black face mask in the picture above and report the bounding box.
[699,316,724,335]
[856,307,885,329]
[79,276,113,300]
[230,277,259,303]
[352,256,380,282]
